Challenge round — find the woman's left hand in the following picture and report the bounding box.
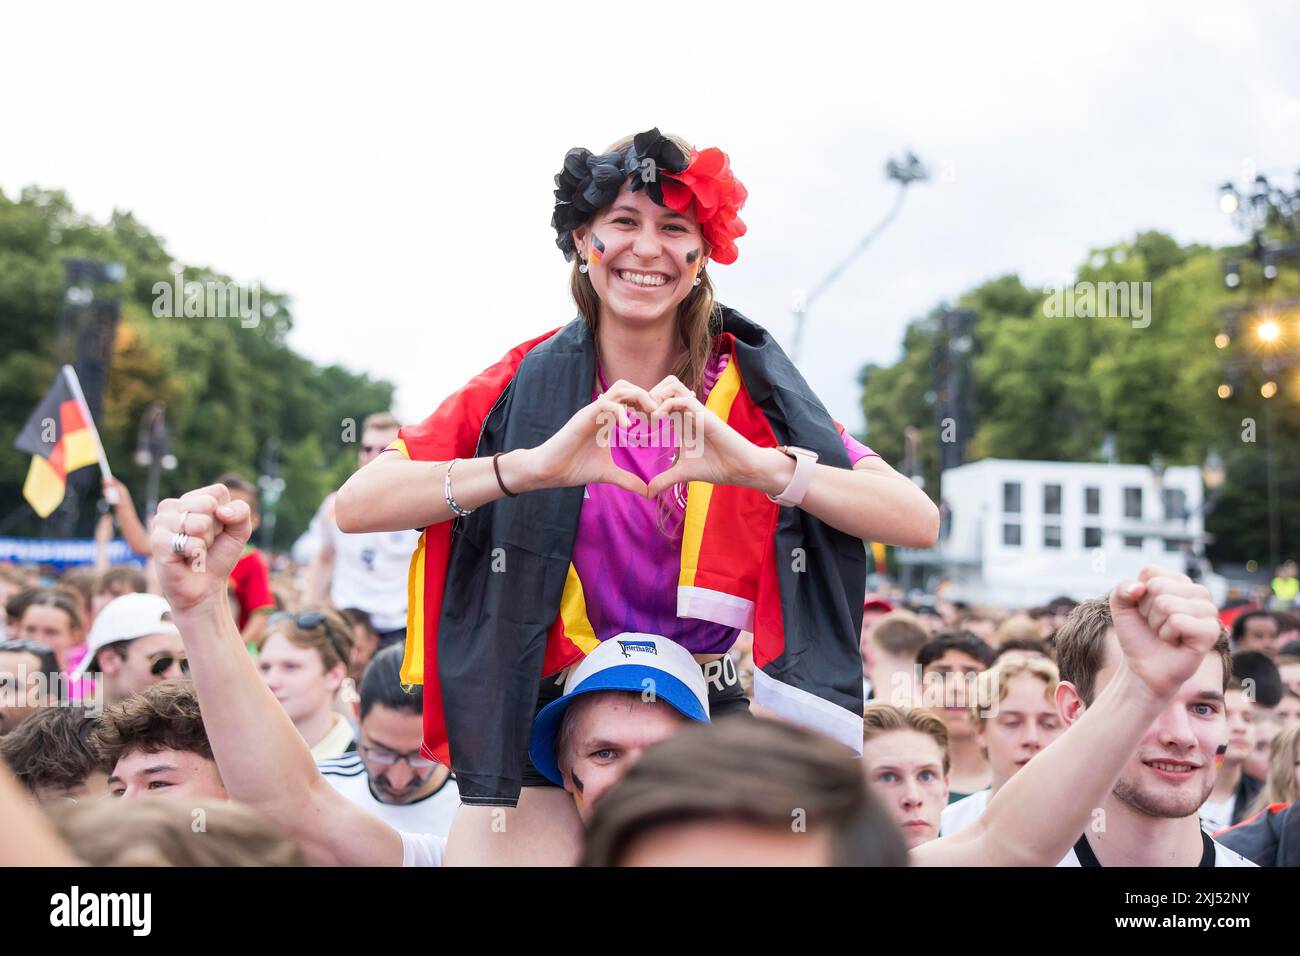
[644,375,781,498]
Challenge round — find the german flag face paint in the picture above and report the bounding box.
[686,247,703,284]
[570,768,585,805]
[589,233,605,267]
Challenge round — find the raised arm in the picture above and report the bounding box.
[104,477,153,557]
[913,567,1221,866]
[151,484,405,866]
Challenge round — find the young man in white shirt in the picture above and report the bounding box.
[306,413,418,648]
[1052,598,1255,867]
[317,643,459,841]
[941,656,1064,835]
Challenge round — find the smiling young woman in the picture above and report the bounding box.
[335,128,939,859]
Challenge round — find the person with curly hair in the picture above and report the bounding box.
[89,679,226,801]
[0,705,108,802]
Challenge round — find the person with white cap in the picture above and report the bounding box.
[529,633,710,821]
[71,592,187,707]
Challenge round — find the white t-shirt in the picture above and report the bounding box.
[1198,793,1237,834]
[400,830,447,867]
[316,494,419,632]
[940,788,991,837]
[318,752,460,841]
[1057,830,1257,867]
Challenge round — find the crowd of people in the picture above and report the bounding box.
[2,460,1295,867]
[2,127,1297,869]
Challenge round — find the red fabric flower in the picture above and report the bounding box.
[660,147,749,265]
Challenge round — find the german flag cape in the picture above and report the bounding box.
[14,368,101,518]
[393,307,866,805]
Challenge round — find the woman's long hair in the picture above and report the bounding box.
[569,131,723,400]
[1248,721,1300,817]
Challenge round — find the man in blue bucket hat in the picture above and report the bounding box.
[529,633,710,821]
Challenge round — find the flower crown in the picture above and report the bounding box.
[551,127,748,266]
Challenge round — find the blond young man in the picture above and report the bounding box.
[861,704,950,847]
[941,657,1064,835]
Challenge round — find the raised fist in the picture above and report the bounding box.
[1110,566,1223,701]
[150,484,253,615]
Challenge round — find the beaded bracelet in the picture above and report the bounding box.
[444,458,475,518]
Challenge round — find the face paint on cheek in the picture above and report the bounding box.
[570,769,585,802]
[686,247,702,283]
[589,233,605,267]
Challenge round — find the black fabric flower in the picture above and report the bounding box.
[552,148,630,260]
[550,129,690,260]
[624,127,689,206]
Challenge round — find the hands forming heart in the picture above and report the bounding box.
[528,375,765,500]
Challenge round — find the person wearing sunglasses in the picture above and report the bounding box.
[257,609,357,760]
[69,593,188,708]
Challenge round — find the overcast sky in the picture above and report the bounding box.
[5,1,1298,438]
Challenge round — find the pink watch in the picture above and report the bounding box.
[766,445,819,507]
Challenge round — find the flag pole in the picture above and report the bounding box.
[60,365,118,505]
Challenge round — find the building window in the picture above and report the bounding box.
[1124,487,1143,519]
[1123,534,1144,550]
[1003,523,1021,546]
[1164,538,1188,553]
[1085,486,1100,515]
[1163,488,1187,521]
[1044,525,1062,549]
[1003,482,1021,514]
[1084,527,1102,548]
[1044,484,1062,516]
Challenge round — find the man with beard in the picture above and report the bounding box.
[1054,598,1255,866]
[317,644,459,840]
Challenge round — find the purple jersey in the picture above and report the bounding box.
[569,351,877,655]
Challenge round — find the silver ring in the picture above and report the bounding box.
[171,531,190,556]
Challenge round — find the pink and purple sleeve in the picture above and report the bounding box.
[833,421,879,466]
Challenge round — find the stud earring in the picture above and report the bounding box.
[578,256,589,274]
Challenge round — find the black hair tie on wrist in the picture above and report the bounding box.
[493,451,519,498]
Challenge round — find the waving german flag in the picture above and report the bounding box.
[14,368,101,518]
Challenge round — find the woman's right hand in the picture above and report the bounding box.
[525,380,657,497]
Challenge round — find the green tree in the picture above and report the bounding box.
[0,187,395,549]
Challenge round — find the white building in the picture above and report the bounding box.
[917,459,1221,608]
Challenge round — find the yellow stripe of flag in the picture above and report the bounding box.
[680,358,744,588]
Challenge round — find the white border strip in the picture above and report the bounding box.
[754,667,863,755]
[677,586,755,631]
